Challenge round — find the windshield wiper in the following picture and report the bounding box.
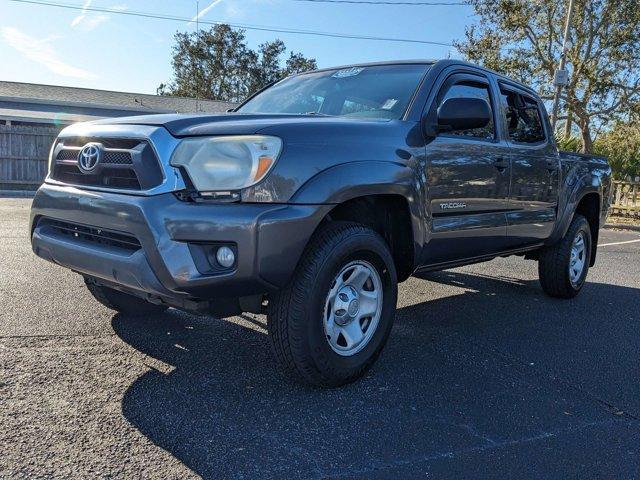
[302,111,330,116]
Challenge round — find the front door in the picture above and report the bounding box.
[422,72,512,265]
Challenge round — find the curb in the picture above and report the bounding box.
[604,223,640,232]
[0,190,36,198]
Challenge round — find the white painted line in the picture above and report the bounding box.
[598,239,640,247]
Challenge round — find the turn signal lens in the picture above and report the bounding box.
[255,155,274,181]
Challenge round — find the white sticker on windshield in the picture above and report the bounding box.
[332,67,364,78]
[381,98,398,110]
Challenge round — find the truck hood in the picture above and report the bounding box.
[90,113,391,137]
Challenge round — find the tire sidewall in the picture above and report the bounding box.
[304,231,398,381]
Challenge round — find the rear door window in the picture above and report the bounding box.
[500,87,546,144]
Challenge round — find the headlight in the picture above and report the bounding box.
[170,135,282,192]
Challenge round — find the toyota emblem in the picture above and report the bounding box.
[77,143,103,173]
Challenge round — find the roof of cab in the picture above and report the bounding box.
[299,59,539,98]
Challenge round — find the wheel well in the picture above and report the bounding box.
[575,193,600,266]
[324,195,415,281]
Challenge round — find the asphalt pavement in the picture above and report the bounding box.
[1,197,640,479]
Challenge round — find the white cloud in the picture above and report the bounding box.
[196,0,277,23]
[224,3,243,18]
[77,14,109,31]
[70,0,92,27]
[70,0,112,32]
[2,27,97,79]
[190,0,224,24]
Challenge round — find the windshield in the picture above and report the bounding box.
[238,64,430,120]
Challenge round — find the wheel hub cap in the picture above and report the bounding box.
[569,231,587,286]
[323,260,383,356]
[333,286,360,325]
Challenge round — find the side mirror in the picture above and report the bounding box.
[437,97,491,132]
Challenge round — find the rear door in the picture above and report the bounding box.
[422,71,512,265]
[499,83,559,245]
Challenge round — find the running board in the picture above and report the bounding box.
[413,244,544,274]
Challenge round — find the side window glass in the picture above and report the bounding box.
[438,81,495,140]
[500,88,546,144]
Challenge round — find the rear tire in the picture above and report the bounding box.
[538,214,592,298]
[267,221,398,388]
[84,278,168,316]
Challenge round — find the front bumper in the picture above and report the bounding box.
[30,183,329,305]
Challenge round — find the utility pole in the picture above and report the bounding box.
[196,0,200,112]
[551,0,575,132]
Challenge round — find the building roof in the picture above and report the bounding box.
[0,81,235,125]
[0,107,105,124]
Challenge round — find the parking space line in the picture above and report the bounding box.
[598,239,640,247]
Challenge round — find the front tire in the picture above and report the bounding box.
[268,222,398,387]
[84,278,168,316]
[538,214,592,298]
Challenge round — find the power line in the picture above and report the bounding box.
[6,0,454,46]
[295,0,464,5]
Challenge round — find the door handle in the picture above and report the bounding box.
[494,157,508,171]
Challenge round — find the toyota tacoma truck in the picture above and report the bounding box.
[30,60,612,387]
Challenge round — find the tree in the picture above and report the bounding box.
[159,24,317,103]
[455,0,640,153]
[594,121,640,179]
[247,40,287,95]
[283,51,319,77]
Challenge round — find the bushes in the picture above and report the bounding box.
[556,123,640,180]
[594,123,640,180]
[555,134,581,153]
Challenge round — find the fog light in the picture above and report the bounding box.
[216,246,235,268]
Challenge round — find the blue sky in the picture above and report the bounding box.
[0,0,476,94]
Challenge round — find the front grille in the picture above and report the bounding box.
[57,149,79,161]
[104,151,133,165]
[53,164,141,189]
[38,218,141,254]
[50,137,163,191]
[56,149,133,165]
[59,137,142,149]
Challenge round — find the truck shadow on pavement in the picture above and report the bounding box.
[112,271,640,479]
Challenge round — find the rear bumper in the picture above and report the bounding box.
[30,183,329,304]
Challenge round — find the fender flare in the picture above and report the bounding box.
[547,171,603,258]
[290,160,426,264]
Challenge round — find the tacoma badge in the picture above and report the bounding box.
[440,202,467,210]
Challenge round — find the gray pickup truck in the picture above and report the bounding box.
[30,60,612,387]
